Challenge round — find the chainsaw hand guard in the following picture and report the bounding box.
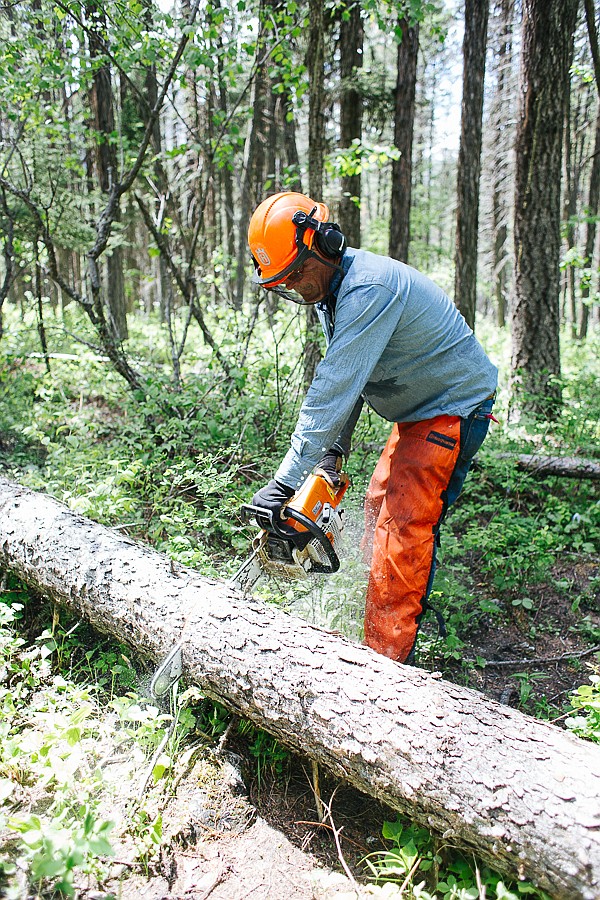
[240,503,341,573]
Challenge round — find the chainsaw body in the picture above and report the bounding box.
[151,472,348,699]
[232,472,348,594]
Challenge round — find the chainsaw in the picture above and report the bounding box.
[230,471,349,594]
[149,471,348,700]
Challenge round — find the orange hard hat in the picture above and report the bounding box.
[248,192,330,287]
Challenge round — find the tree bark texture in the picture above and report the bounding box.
[235,0,275,307]
[454,0,489,330]
[304,0,326,389]
[511,0,578,407]
[389,18,419,263]
[339,2,364,248]
[307,0,325,202]
[0,479,599,900]
[579,107,600,340]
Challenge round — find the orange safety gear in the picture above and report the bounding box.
[361,416,462,664]
[249,192,344,288]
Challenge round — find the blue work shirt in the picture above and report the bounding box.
[275,247,498,490]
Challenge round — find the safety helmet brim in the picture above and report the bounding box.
[251,243,312,288]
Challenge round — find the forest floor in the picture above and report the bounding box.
[1,345,599,899]
[96,531,600,900]
[3,545,597,900]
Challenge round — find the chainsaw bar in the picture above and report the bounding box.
[229,544,264,595]
[150,643,183,700]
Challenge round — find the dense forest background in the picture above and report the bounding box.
[0,0,599,898]
[0,0,598,393]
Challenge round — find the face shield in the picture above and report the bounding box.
[251,247,342,306]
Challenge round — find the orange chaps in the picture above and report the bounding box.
[361,416,462,663]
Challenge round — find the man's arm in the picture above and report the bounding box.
[331,396,364,459]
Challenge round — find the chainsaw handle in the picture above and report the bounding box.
[284,507,341,574]
[240,504,299,540]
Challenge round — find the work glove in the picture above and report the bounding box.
[315,449,343,487]
[251,479,295,523]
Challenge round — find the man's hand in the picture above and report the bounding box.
[251,479,295,521]
[315,449,343,487]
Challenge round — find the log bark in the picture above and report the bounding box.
[0,478,599,900]
[500,453,600,480]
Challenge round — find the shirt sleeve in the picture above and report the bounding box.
[332,396,364,459]
[275,281,403,489]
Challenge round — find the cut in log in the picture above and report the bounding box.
[1,478,599,900]
[501,453,600,480]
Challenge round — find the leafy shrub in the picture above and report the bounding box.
[566,669,600,742]
[364,816,551,900]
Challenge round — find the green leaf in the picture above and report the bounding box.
[382,818,403,842]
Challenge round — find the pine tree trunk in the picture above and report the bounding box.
[304,0,326,389]
[511,0,578,410]
[1,478,600,900]
[389,17,419,263]
[235,0,274,307]
[579,108,600,340]
[339,2,363,248]
[86,0,128,342]
[454,0,489,329]
[489,0,515,328]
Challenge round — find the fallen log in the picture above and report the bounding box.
[500,453,600,480]
[0,478,599,900]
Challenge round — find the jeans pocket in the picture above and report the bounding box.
[460,398,494,463]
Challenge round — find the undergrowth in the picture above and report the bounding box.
[0,307,598,896]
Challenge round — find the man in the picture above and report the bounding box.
[247,191,498,664]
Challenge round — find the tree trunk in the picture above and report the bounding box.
[511,0,578,412]
[339,1,363,248]
[579,109,600,340]
[389,17,419,263]
[279,87,303,193]
[1,478,600,900]
[498,453,600,479]
[235,0,274,307]
[304,0,327,389]
[489,0,515,328]
[454,0,490,330]
[86,0,128,342]
[307,0,325,203]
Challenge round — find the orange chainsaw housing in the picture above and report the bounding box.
[283,472,349,542]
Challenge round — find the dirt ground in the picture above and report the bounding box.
[100,743,397,900]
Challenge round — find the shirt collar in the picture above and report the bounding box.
[328,249,352,298]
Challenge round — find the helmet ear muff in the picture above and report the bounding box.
[315,223,346,259]
[291,208,347,260]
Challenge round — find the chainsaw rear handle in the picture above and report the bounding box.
[239,503,341,574]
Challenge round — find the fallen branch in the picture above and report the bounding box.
[471,644,600,669]
[1,478,599,900]
[498,453,600,480]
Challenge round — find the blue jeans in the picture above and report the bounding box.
[417,395,495,645]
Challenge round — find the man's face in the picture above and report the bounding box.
[282,255,335,304]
